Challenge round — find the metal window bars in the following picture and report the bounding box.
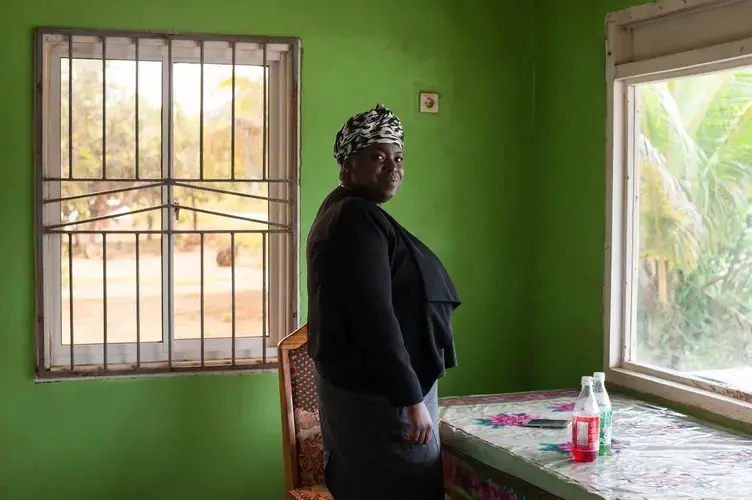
[34,28,300,378]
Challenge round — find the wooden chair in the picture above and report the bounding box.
[279,325,454,500]
[278,324,333,500]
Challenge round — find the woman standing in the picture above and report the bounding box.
[306,104,461,499]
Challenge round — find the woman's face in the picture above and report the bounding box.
[343,143,404,204]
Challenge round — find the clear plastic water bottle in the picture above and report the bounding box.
[571,376,600,463]
[593,372,612,456]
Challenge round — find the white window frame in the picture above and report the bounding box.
[34,30,300,378]
[605,0,752,424]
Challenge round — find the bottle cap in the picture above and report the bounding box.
[594,372,605,381]
[581,376,593,385]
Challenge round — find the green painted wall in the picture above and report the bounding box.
[0,0,533,499]
[530,0,641,390]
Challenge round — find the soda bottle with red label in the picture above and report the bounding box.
[571,376,600,463]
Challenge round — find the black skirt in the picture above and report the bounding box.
[315,371,444,500]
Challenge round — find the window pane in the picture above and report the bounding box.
[634,69,752,393]
[172,233,263,340]
[63,57,104,179]
[61,54,162,179]
[61,224,163,346]
[170,41,268,342]
[173,182,270,231]
[59,47,165,347]
[172,44,265,180]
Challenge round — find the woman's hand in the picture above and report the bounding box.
[404,402,432,444]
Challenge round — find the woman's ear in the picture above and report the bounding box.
[344,156,355,171]
[340,155,358,183]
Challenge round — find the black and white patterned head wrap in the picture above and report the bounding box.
[333,104,404,165]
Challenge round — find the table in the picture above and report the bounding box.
[439,390,752,499]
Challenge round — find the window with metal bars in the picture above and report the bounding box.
[33,28,300,378]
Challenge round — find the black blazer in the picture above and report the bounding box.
[306,186,461,407]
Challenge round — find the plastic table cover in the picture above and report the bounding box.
[439,390,752,500]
